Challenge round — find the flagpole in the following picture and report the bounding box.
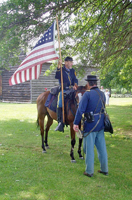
[56,16,65,123]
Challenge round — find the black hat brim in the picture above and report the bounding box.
[85,78,98,81]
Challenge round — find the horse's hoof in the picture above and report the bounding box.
[42,150,47,153]
[79,156,84,160]
[46,146,49,149]
[71,160,76,163]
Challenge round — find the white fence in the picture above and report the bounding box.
[111,94,132,98]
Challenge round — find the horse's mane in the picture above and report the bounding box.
[77,85,87,92]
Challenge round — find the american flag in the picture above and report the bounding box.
[9,22,59,86]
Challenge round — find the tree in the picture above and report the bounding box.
[61,0,132,71]
[100,53,132,91]
[0,0,132,90]
[0,0,83,71]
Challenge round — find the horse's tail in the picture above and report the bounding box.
[36,116,40,128]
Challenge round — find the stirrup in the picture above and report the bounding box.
[55,122,64,132]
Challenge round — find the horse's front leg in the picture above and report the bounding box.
[78,138,84,159]
[39,117,46,153]
[45,114,53,148]
[70,123,76,163]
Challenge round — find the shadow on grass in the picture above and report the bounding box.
[0,118,73,156]
[0,116,132,199]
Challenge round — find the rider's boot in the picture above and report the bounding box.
[55,107,64,132]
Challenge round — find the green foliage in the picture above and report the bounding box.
[0,99,132,199]
[44,61,58,76]
[60,0,132,90]
[0,0,82,69]
[0,0,132,90]
[100,54,132,91]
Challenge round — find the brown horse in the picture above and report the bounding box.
[36,85,87,162]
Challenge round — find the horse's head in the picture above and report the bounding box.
[64,85,88,124]
[75,85,88,105]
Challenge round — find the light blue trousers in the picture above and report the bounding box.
[83,129,108,175]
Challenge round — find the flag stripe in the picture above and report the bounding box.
[18,50,56,72]
[35,66,37,79]
[21,71,25,83]
[9,22,59,86]
[20,43,54,67]
[19,73,21,83]
[9,55,58,86]
[9,53,58,85]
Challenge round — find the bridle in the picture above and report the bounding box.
[75,87,87,106]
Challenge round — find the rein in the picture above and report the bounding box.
[67,91,78,117]
[65,86,87,118]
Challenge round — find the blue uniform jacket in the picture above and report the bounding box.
[55,65,78,89]
[74,87,106,133]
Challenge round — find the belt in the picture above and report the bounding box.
[94,112,104,116]
[64,86,73,90]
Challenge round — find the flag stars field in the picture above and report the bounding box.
[9,22,59,86]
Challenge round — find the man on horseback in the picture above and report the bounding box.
[55,56,78,132]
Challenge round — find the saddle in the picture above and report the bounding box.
[45,87,76,114]
[50,86,60,95]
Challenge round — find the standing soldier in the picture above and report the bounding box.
[73,75,108,177]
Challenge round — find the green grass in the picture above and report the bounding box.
[0,98,132,200]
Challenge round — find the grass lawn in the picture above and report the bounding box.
[0,98,132,200]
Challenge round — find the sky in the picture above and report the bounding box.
[0,0,7,3]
